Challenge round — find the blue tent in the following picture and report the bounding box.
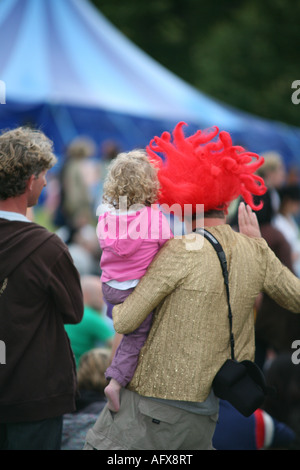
[1,0,300,169]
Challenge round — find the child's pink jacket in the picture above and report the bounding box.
[97,205,173,282]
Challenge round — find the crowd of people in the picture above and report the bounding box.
[0,123,300,450]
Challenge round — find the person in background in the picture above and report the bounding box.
[54,136,96,237]
[273,184,300,277]
[253,191,300,369]
[66,225,101,277]
[65,275,115,368]
[212,399,297,450]
[94,139,121,213]
[0,127,83,450]
[263,353,300,447]
[62,348,110,451]
[228,150,286,227]
[256,151,286,215]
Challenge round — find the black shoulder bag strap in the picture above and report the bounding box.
[195,228,235,361]
[194,228,274,405]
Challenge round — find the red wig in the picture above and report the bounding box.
[146,121,267,214]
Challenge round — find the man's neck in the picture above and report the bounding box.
[0,196,28,216]
[192,216,226,231]
[204,217,226,228]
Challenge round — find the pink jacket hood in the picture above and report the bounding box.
[97,205,173,283]
[97,206,156,257]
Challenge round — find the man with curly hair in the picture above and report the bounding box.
[0,127,84,450]
[84,122,300,451]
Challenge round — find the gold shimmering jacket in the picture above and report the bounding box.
[113,225,300,402]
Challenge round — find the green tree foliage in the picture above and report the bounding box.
[194,0,300,126]
[91,0,299,127]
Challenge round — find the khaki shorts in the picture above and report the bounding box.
[83,388,218,450]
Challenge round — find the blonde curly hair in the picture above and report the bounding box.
[77,348,110,393]
[102,150,160,210]
[0,126,57,200]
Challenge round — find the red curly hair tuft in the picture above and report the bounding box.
[146,121,267,214]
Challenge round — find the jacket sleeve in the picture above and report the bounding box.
[49,248,84,324]
[112,239,187,334]
[263,245,300,313]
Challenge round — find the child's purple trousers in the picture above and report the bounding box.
[103,283,153,387]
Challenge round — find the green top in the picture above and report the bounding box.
[65,305,115,368]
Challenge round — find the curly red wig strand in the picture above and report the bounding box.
[146,121,267,214]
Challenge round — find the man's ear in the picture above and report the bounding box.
[26,174,35,192]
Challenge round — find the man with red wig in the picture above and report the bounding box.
[84,122,300,450]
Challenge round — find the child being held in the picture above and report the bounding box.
[97,150,173,412]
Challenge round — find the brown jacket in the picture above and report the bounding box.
[113,225,300,402]
[0,218,83,423]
